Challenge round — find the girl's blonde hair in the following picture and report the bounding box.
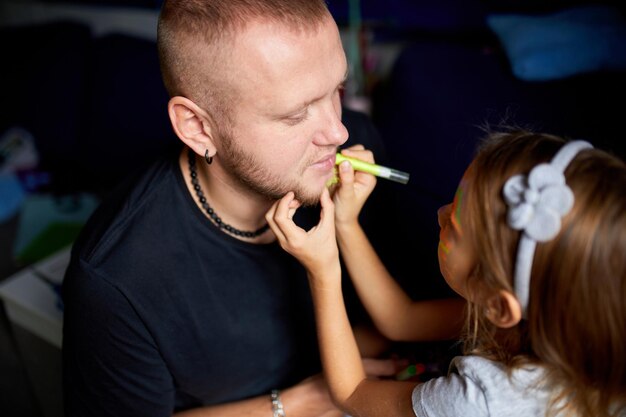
[463,130,626,416]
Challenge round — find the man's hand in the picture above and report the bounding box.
[362,357,400,379]
[281,356,398,417]
[281,374,343,417]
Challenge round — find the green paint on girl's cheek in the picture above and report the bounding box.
[439,240,450,255]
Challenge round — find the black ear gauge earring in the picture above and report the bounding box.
[204,149,213,165]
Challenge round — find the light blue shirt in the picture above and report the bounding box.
[412,355,549,416]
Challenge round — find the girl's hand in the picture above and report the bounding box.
[266,188,340,277]
[333,146,377,228]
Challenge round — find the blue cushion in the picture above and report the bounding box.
[487,6,626,81]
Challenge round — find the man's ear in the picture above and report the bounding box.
[167,96,217,157]
[484,290,522,328]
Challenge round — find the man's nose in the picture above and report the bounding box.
[313,104,349,147]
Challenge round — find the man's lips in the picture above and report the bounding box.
[310,153,337,172]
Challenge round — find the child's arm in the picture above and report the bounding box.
[334,149,465,341]
[338,219,464,341]
[309,244,417,417]
[266,188,417,417]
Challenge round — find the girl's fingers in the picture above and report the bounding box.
[340,147,377,186]
[266,192,300,242]
[342,143,365,152]
[265,198,277,223]
[337,160,355,188]
[341,146,375,164]
[362,358,398,377]
[318,187,335,227]
[266,199,287,243]
[336,160,360,205]
[273,192,297,226]
[287,197,301,220]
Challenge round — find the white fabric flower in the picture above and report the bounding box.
[503,140,592,318]
[503,163,574,242]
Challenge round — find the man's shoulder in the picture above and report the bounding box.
[71,155,179,265]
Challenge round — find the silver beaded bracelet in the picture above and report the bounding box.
[270,389,286,417]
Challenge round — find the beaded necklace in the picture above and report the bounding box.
[187,149,269,238]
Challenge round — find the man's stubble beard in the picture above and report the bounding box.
[219,130,324,207]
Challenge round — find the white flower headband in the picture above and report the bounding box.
[502,140,593,318]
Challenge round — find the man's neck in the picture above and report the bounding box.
[179,148,276,243]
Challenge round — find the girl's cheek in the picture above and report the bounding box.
[438,236,454,276]
[439,228,455,255]
[438,240,450,260]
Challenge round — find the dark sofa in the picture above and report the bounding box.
[1,3,626,415]
[0,20,178,197]
[371,1,626,297]
[2,1,625,298]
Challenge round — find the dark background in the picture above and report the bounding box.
[1,1,625,416]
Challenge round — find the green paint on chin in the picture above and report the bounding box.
[439,241,450,255]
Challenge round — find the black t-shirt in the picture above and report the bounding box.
[62,109,390,416]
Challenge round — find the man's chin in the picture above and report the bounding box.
[293,184,325,207]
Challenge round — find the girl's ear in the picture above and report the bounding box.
[484,290,522,328]
[167,96,217,157]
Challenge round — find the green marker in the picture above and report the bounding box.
[335,153,410,184]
